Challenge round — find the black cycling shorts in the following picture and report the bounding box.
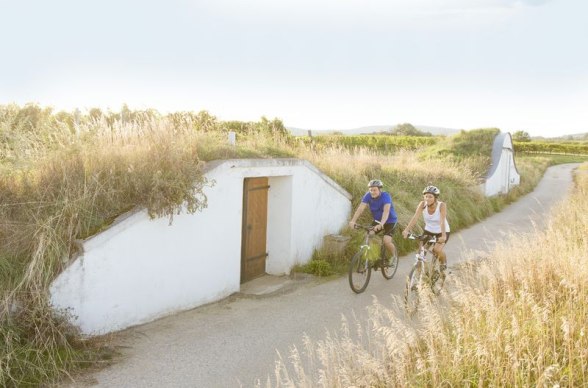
[372,222,397,238]
[423,230,450,243]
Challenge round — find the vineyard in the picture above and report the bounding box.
[296,134,439,152]
[514,140,588,155]
[294,132,588,157]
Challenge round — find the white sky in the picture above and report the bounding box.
[1,0,586,138]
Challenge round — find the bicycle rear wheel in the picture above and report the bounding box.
[404,263,422,314]
[349,250,372,293]
[380,246,398,280]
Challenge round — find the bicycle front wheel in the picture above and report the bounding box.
[404,263,422,315]
[381,246,399,280]
[349,250,372,293]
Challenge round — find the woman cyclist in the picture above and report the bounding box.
[402,185,450,272]
[349,179,398,261]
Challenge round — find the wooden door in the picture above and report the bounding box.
[241,177,269,283]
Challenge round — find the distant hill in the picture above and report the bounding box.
[287,124,460,137]
[532,132,588,141]
[415,125,461,137]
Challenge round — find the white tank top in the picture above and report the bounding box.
[422,201,450,233]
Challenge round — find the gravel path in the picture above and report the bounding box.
[63,163,579,388]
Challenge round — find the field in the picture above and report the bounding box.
[0,104,585,385]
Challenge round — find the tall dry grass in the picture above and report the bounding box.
[0,116,211,385]
[0,106,303,385]
[269,163,588,387]
[0,104,554,385]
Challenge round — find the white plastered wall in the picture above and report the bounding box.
[50,159,351,335]
[483,133,521,196]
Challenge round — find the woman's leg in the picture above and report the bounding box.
[433,243,446,264]
[431,231,449,270]
[433,243,448,272]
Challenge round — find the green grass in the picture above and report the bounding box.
[300,150,550,277]
[522,153,588,164]
[418,128,500,177]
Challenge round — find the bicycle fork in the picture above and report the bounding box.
[357,245,370,272]
[409,253,426,289]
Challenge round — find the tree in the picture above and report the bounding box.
[89,108,104,121]
[390,123,431,137]
[13,103,53,132]
[512,130,531,142]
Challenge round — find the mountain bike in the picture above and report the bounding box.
[404,233,446,314]
[348,223,399,294]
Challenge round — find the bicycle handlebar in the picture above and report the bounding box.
[353,223,376,231]
[352,220,384,231]
[406,233,437,243]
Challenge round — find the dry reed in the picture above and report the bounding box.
[270,163,588,387]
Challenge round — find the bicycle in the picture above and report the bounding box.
[404,233,446,314]
[348,223,399,294]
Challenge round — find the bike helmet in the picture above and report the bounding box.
[368,179,383,188]
[422,185,440,196]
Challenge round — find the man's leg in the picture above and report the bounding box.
[383,235,395,258]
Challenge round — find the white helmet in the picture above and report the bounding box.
[422,185,440,196]
[368,179,383,188]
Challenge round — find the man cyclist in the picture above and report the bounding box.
[348,179,398,262]
[402,185,450,272]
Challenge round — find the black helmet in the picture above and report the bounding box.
[422,185,440,196]
[368,179,383,188]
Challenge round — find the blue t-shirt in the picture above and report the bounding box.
[361,191,398,224]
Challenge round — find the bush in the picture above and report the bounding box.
[302,259,334,277]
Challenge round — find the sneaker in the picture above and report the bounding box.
[384,253,396,267]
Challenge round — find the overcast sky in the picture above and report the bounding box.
[1,0,586,137]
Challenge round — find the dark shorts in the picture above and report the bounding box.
[372,222,397,238]
[423,230,450,243]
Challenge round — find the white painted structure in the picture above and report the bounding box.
[481,132,521,196]
[50,159,351,335]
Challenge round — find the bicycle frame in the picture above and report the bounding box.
[404,233,444,313]
[415,237,437,267]
[348,223,399,293]
[360,228,382,256]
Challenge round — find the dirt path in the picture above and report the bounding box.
[65,163,579,388]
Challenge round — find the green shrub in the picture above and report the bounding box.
[302,259,334,277]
